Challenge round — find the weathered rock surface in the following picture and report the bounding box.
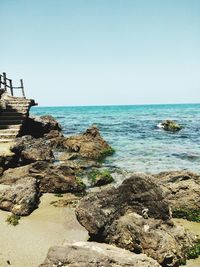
[0,161,85,193]
[31,161,85,193]
[104,212,196,266]
[76,174,198,266]
[21,115,62,138]
[11,135,54,164]
[0,153,17,170]
[0,161,86,214]
[56,126,114,160]
[39,241,161,267]
[44,129,64,140]
[154,171,200,212]
[0,177,39,215]
[158,120,182,132]
[77,174,170,235]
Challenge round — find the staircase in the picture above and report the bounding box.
[0,94,36,142]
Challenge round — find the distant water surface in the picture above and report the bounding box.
[31,104,200,173]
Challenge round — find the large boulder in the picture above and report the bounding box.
[76,175,198,266]
[0,161,85,194]
[39,241,161,267]
[11,135,54,164]
[104,212,196,266]
[154,171,200,221]
[0,177,39,216]
[21,115,62,138]
[56,126,114,160]
[76,175,170,236]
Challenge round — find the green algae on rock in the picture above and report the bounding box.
[159,120,183,132]
[88,169,114,187]
[173,209,200,222]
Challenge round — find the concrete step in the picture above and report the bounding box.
[0,112,26,117]
[0,120,22,125]
[0,125,21,129]
[0,129,19,134]
[6,101,30,104]
[0,133,17,139]
[6,104,29,109]
[0,115,25,120]
[6,101,30,105]
[6,97,26,101]
[0,139,15,143]
[6,97,29,101]
[5,108,28,113]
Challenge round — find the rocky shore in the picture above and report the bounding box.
[0,115,199,267]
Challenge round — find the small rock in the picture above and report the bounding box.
[158,120,182,132]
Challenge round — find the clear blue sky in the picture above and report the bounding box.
[1,0,200,106]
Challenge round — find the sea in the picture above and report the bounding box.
[30,104,200,174]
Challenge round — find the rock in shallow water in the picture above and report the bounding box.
[39,241,161,267]
[56,126,115,160]
[158,120,182,132]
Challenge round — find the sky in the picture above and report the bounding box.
[0,0,200,106]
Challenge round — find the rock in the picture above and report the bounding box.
[21,115,62,138]
[32,162,85,193]
[39,241,161,267]
[44,130,64,140]
[76,175,198,266]
[0,153,17,170]
[105,212,197,266]
[57,126,115,160]
[158,120,182,132]
[76,174,170,235]
[0,161,85,194]
[0,164,32,184]
[88,169,114,187]
[0,177,39,216]
[11,135,54,164]
[154,171,200,220]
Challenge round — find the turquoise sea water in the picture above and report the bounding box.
[31,104,200,173]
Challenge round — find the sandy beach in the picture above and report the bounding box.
[0,192,88,267]
[0,143,13,157]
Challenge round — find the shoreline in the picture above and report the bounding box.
[0,119,199,267]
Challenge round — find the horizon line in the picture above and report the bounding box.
[31,102,200,108]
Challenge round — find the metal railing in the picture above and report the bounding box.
[0,72,25,98]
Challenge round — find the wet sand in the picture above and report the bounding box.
[174,219,200,267]
[0,193,88,267]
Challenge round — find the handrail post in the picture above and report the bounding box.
[0,75,2,88]
[20,79,25,98]
[3,72,7,91]
[9,79,13,96]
